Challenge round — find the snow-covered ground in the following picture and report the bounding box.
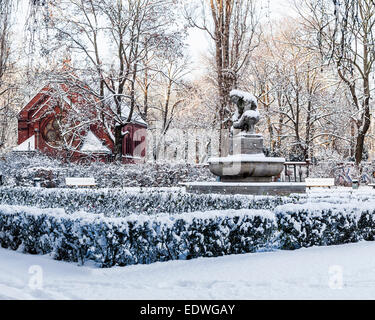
[1,241,375,300]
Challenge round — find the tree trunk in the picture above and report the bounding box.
[114,125,123,161]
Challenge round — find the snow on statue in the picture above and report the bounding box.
[230,89,260,135]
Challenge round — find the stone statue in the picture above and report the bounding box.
[230,89,260,135]
[184,88,299,196]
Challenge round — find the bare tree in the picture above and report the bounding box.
[27,0,186,160]
[297,0,375,165]
[245,20,348,161]
[185,0,260,155]
[147,54,190,160]
[0,0,20,150]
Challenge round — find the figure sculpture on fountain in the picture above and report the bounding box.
[183,89,304,195]
[228,89,263,155]
[230,90,260,135]
[208,89,286,183]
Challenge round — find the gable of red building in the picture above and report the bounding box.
[15,83,147,163]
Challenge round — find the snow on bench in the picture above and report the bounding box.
[305,178,335,189]
[65,177,97,188]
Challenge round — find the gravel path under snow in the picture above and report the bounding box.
[1,242,375,300]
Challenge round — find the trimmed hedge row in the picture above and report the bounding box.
[0,187,301,216]
[0,205,276,268]
[1,152,216,188]
[1,200,375,268]
[275,202,375,250]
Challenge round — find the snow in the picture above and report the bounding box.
[306,186,375,200]
[230,89,258,106]
[243,109,260,118]
[208,154,285,163]
[1,241,375,299]
[0,204,65,216]
[13,135,35,151]
[275,201,368,219]
[120,105,147,126]
[80,131,111,153]
[183,181,306,187]
[1,185,375,299]
[65,177,96,186]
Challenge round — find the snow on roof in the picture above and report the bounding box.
[20,82,147,129]
[13,135,36,151]
[230,90,258,106]
[120,105,147,126]
[80,131,111,153]
[19,82,80,117]
[18,83,50,116]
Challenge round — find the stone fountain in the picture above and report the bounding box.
[184,90,306,195]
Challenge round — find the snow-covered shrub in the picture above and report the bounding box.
[0,152,215,188]
[1,201,374,268]
[275,202,375,249]
[0,186,300,216]
[0,205,276,267]
[357,209,375,241]
[309,161,375,186]
[0,206,65,253]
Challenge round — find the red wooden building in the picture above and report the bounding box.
[14,83,147,163]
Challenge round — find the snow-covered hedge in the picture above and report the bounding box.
[0,205,276,268]
[1,201,375,268]
[0,186,300,216]
[275,202,375,250]
[0,152,215,188]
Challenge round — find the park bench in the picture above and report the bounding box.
[65,177,97,188]
[305,178,335,189]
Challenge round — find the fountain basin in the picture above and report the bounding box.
[208,154,285,182]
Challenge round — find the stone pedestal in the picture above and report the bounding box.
[183,182,306,196]
[230,133,264,155]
